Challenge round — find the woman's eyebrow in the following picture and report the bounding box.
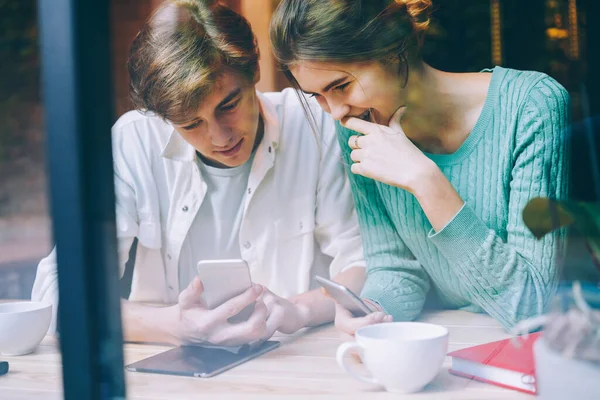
[300,76,348,96]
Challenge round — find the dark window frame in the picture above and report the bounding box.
[38,0,125,398]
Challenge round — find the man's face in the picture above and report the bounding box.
[171,72,261,168]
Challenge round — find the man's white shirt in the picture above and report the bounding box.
[178,151,254,290]
[32,89,366,332]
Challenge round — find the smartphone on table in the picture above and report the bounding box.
[196,259,255,323]
[315,275,373,317]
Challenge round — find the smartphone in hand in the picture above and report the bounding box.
[315,275,373,317]
[196,259,254,323]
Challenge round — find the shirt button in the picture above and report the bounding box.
[168,285,174,290]
[244,241,251,249]
[299,222,303,230]
[167,254,172,260]
[182,205,189,212]
[247,188,252,195]
[268,146,272,153]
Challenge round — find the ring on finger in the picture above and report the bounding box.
[352,135,360,149]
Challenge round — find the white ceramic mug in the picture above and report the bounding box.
[337,322,449,393]
[0,302,52,356]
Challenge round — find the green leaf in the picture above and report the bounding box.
[523,197,600,269]
[522,197,574,239]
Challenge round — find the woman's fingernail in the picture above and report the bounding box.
[253,284,263,294]
[384,315,393,322]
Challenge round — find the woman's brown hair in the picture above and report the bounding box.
[128,0,259,123]
[270,0,433,90]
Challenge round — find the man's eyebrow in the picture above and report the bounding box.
[176,88,243,127]
[217,87,242,108]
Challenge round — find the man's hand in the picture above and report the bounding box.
[163,277,278,346]
[260,289,311,335]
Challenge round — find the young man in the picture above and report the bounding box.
[31,0,368,346]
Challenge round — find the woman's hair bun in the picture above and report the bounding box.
[396,0,433,32]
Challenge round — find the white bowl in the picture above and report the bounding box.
[0,302,52,356]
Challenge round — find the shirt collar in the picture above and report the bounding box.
[160,90,280,162]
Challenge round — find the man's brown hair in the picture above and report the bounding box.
[128,0,260,123]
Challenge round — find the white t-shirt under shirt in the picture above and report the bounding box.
[178,151,255,290]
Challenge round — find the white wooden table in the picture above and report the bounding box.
[0,310,533,399]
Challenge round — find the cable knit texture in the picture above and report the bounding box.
[336,67,570,330]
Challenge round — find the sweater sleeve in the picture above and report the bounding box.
[428,76,570,330]
[336,123,431,321]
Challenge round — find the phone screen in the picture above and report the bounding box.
[126,341,280,378]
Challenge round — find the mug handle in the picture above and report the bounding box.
[336,342,379,385]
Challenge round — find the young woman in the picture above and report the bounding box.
[270,0,570,333]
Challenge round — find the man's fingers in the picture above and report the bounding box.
[217,300,270,345]
[266,301,286,332]
[259,289,277,312]
[211,284,264,321]
[178,277,204,310]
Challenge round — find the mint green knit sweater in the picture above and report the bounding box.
[336,67,570,330]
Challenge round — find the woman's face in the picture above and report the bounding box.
[290,60,405,125]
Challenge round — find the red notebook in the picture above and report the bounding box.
[448,332,541,394]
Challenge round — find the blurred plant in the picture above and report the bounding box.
[512,198,600,365]
[522,198,600,272]
[513,281,600,365]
